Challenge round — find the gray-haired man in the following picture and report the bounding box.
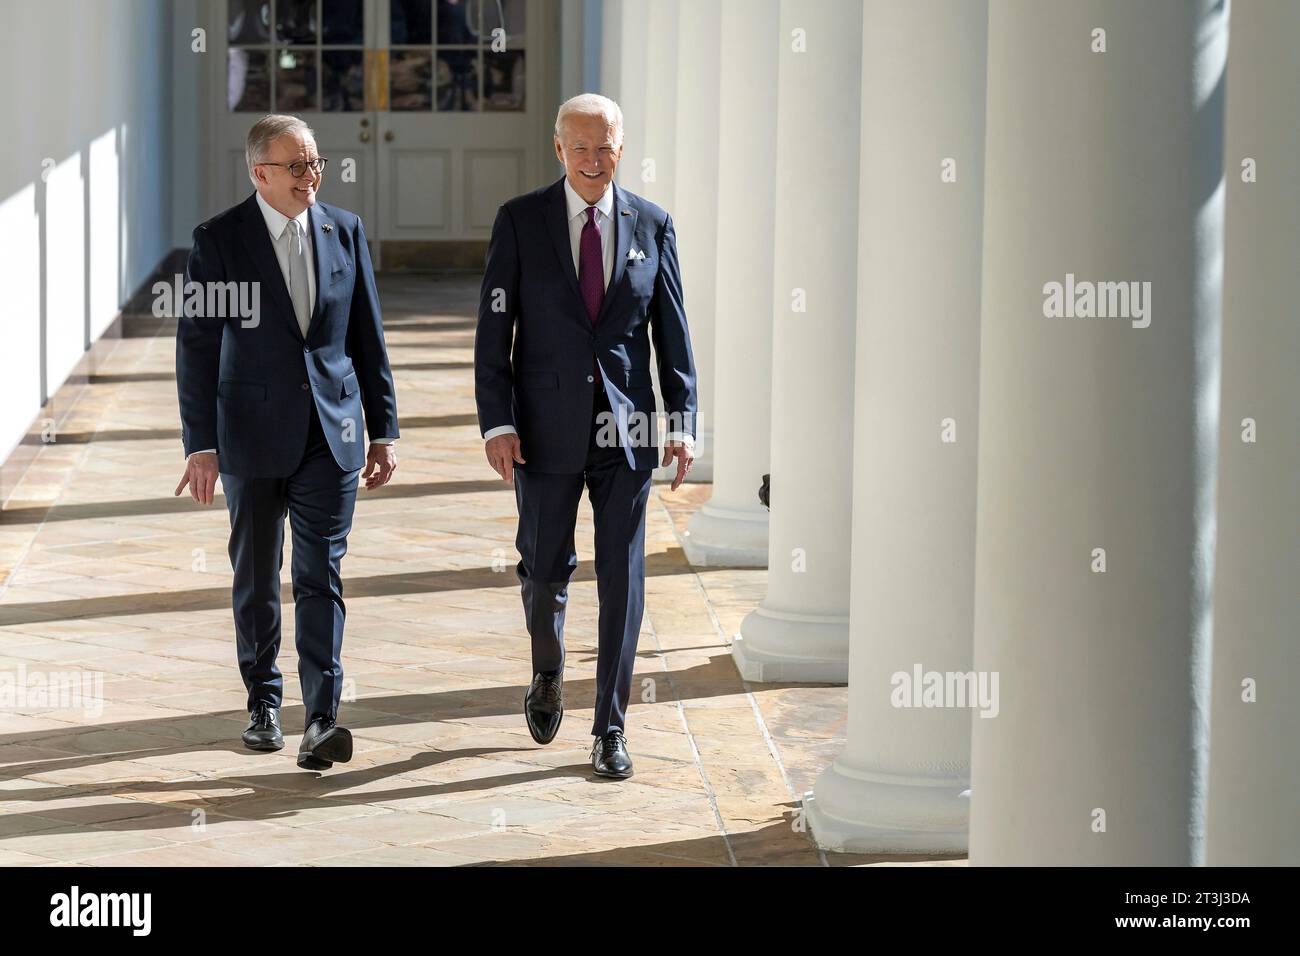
[175,114,400,770]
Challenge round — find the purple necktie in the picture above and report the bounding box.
[578,206,604,384]
[579,206,605,321]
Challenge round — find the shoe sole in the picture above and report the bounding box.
[242,737,284,753]
[523,689,562,745]
[296,726,353,770]
[592,765,634,779]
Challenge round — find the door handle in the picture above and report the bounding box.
[384,130,395,142]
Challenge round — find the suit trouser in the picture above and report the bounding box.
[220,403,360,726]
[513,386,654,736]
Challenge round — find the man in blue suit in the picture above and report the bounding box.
[174,115,399,770]
[475,94,698,778]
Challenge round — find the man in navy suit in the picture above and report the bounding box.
[174,115,399,770]
[475,94,698,778]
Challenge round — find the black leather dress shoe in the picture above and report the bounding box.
[591,730,633,778]
[297,716,353,770]
[241,702,283,752]
[524,672,563,745]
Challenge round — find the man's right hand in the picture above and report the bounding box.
[175,452,220,505]
[485,434,525,486]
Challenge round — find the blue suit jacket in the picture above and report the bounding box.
[176,194,399,478]
[474,177,697,473]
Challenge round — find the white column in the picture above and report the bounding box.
[731,0,861,683]
[805,0,985,854]
[604,0,646,193]
[681,0,778,567]
[668,0,720,481]
[639,0,678,213]
[970,0,1226,865]
[1205,0,1300,867]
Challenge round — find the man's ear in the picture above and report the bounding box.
[553,137,564,164]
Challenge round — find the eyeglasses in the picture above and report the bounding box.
[258,158,329,178]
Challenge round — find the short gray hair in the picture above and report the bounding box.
[554,94,624,146]
[246,114,315,185]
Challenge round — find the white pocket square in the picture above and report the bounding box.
[627,248,646,260]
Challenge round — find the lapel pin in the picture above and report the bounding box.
[620,210,632,217]
[322,222,333,233]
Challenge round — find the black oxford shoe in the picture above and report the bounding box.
[524,672,564,745]
[297,716,353,770]
[241,702,283,752]
[591,730,633,779]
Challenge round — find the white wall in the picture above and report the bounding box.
[0,0,175,465]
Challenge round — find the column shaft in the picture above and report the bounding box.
[1205,0,1300,866]
[806,0,986,853]
[731,0,862,683]
[681,0,779,567]
[970,0,1226,865]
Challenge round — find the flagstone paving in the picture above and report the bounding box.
[0,275,964,867]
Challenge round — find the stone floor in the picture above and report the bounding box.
[0,274,963,867]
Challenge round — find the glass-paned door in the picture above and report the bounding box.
[211,0,555,246]
[379,0,545,242]
[217,0,379,244]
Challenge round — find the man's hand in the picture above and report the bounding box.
[175,452,220,505]
[362,442,397,490]
[485,433,525,486]
[661,440,695,492]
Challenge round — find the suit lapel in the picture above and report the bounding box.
[596,184,638,325]
[545,180,585,319]
[306,204,335,341]
[240,193,303,342]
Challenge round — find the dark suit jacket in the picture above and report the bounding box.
[474,177,697,473]
[176,193,399,477]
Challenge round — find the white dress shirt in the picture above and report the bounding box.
[484,180,693,452]
[186,193,394,459]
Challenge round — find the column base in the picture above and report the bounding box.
[731,605,848,683]
[804,757,969,854]
[681,500,769,567]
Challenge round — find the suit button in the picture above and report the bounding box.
[301,382,310,390]
[587,375,594,383]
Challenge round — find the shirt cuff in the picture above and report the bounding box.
[483,425,518,442]
[186,448,217,460]
[665,432,695,450]
[369,437,397,445]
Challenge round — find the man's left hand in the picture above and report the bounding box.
[661,440,695,492]
[362,442,397,490]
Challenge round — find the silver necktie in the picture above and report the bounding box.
[286,219,311,338]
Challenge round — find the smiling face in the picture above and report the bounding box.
[554,111,623,205]
[252,130,322,219]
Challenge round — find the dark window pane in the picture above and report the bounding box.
[436,50,478,111]
[229,49,271,111]
[228,0,271,44]
[391,0,433,45]
[438,0,478,44]
[275,48,318,111]
[390,51,433,111]
[323,50,365,111]
[322,0,365,44]
[483,0,526,49]
[276,0,317,44]
[483,50,524,111]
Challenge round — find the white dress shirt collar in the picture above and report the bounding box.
[563,177,614,223]
[255,191,311,241]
